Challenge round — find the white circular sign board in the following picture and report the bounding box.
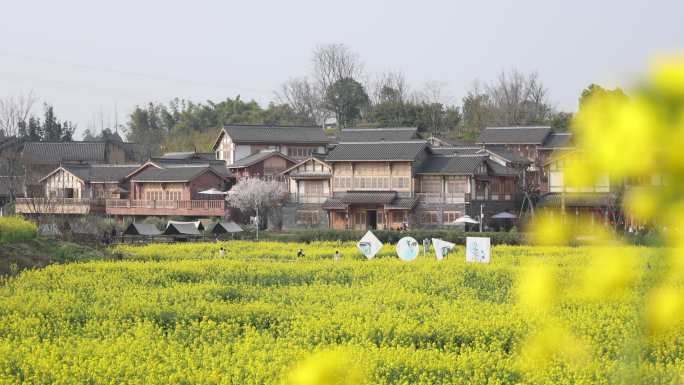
[396,236,419,261]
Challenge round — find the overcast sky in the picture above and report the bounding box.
[1,0,682,138]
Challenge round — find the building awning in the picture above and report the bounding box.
[211,221,243,234]
[124,223,162,236]
[384,197,418,210]
[538,193,614,208]
[322,199,348,210]
[339,191,397,204]
[164,222,201,236]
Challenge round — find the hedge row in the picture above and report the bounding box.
[264,229,524,245]
[0,216,37,245]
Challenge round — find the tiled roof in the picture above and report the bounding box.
[220,124,330,145]
[384,197,418,210]
[61,164,141,183]
[339,127,418,142]
[477,126,551,144]
[322,198,348,210]
[486,160,520,176]
[483,148,532,164]
[123,223,162,236]
[212,221,243,234]
[131,165,223,182]
[164,222,201,236]
[416,155,485,175]
[339,191,397,204]
[159,152,216,160]
[227,150,291,169]
[23,142,107,163]
[537,193,614,207]
[326,141,427,161]
[540,132,573,149]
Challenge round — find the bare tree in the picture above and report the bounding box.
[311,43,364,93]
[0,92,35,203]
[486,70,552,126]
[275,77,323,125]
[0,92,35,138]
[226,178,287,239]
[370,70,409,105]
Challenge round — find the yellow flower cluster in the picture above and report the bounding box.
[1,244,683,384]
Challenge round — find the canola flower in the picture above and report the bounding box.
[0,244,682,384]
[520,55,684,383]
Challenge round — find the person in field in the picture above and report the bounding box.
[297,249,305,258]
[334,250,341,261]
[219,247,226,257]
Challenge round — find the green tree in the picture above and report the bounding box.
[324,78,369,128]
[579,84,628,109]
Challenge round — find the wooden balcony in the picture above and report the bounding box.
[15,198,105,215]
[288,194,329,204]
[416,193,469,204]
[106,199,226,217]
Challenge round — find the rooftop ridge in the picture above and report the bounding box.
[223,123,320,128]
[484,126,551,130]
[337,140,426,145]
[341,127,416,131]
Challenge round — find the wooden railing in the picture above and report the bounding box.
[416,193,470,204]
[15,198,105,214]
[106,199,225,209]
[288,194,329,204]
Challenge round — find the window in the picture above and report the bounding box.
[446,179,467,194]
[420,177,442,193]
[303,181,324,196]
[353,176,389,190]
[391,211,407,224]
[288,147,315,158]
[165,191,181,201]
[145,190,163,201]
[296,210,319,225]
[333,176,352,189]
[392,177,410,189]
[421,211,438,224]
[443,211,461,223]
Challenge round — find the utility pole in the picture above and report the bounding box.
[479,203,484,232]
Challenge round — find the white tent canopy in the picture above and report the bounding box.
[491,211,517,219]
[453,215,480,224]
[199,188,228,195]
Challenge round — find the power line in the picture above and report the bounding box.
[0,50,275,97]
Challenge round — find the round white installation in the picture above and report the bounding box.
[396,236,420,261]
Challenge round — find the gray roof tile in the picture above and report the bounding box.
[339,191,397,204]
[23,142,107,162]
[417,155,485,175]
[221,124,330,145]
[227,150,291,169]
[339,127,418,142]
[477,126,551,144]
[62,164,141,183]
[540,132,573,149]
[131,165,224,182]
[326,141,427,161]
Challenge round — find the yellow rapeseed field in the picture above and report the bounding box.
[0,243,681,384]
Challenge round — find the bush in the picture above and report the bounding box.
[264,229,525,245]
[0,216,37,245]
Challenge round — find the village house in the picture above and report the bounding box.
[105,160,230,218]
[21,138,141,196]
[280,127,521,230]
[476,126,574,192]
[212,124,331,166]
[15,163,139,215]
[227,149,295,181]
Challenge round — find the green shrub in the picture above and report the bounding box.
[0,216,37,244]
[265,229,525,245]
